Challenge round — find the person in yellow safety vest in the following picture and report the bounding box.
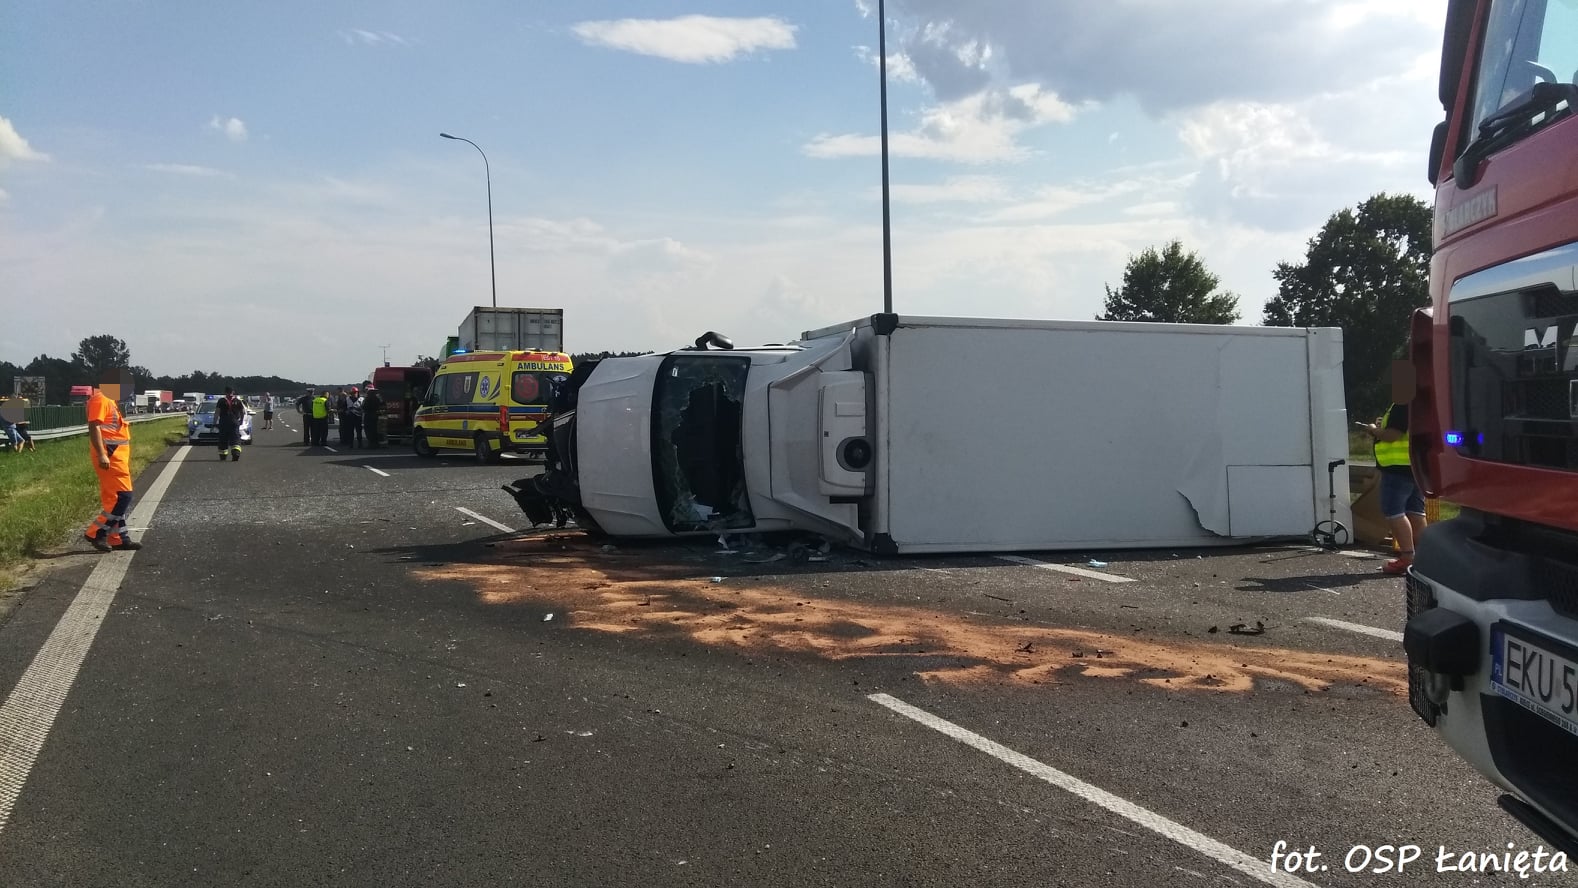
[311,391,331,447]
[84,383,141,551]
[1359,402,1427,575]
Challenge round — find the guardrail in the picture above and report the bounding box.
[15,414,186,444]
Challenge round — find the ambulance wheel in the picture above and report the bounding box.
[413,429,436,458]
[473,433,499,465]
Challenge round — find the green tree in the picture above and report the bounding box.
[1263,193,1431,419]
[413,355,443,372]
[1098,240,1241,324]
[71,334,132,383]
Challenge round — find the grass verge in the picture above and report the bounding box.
[0,418,189,589]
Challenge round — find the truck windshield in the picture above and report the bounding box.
[651,355,755,533]
[1467,0,1578,139]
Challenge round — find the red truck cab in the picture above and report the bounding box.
[1405,0,1578,853]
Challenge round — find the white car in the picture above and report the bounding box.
[187,405,254,445]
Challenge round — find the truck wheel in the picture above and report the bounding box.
[413,430,436,458]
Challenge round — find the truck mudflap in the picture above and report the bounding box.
[1406,510,1578,850]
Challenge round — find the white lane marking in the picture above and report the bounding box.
[364,465,390,477]
[995,554,1134,583]
[1305,616,1403,643]
[868,694,1317,888]
[0,445,191,835]
[455,507,514,533]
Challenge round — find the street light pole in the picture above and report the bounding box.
[439,132,497,308]
[877,0,894,315]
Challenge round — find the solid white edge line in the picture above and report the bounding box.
[867,693,1317,888]
[364,465,391,477]
[455,507,514,534]
[995,554,1134,583]
[0,444,192,835]
[1305,616,1403,643]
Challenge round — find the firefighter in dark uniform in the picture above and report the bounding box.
[296,388,314,445]
[362,385,385,448]
[214,386,246,461]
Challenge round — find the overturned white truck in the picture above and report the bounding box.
[506,315,1352,553]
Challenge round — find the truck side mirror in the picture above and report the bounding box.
[692,332,734,351]
[1428,120,1447,186]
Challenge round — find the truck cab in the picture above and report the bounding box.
[568,333,866,541]
[1404,0,1578,852]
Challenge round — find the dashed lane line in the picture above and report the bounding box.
[364,465,391,477]
[455,507,514,534]
[995,554,1135,583]
[868,693,1317,888]
[0,445,192,836]
[1305,616,1403,643]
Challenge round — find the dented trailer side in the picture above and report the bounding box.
[794,315,1351,554]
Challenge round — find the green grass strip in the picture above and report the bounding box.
[0,418,189,587]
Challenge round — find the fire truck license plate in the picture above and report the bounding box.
[1490,626,1578,738]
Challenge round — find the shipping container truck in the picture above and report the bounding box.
[505,315,1350,552]
[457,307,564,354]
[1401,0,1578,853]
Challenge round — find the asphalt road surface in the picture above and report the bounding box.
[0,418,1562,886]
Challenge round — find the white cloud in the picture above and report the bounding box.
[339,29,411,47]
[887,175,1009,204]
[145,163,231,178]
[0,115,49,167]
[571,15,797,64]
[207,115,248,142]
[890,0,1437,114]
[805,84,1076,163]
[853,45,920,83]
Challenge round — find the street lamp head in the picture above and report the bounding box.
[439,132,457,139]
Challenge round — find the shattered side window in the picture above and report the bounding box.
[651,355,755,533]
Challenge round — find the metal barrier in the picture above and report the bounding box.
[6,413,184,445]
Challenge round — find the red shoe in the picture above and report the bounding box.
[1381,556,1412,575]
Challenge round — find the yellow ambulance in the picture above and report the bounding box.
[411,350,573,462]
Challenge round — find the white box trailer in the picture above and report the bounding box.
[507,315,1352,554]
[458,307,564,353]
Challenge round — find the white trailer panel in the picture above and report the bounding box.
[799,316,1349,553]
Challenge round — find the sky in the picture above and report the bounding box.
[1,0,1445,383]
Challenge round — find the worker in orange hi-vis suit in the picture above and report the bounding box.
[84,384,141,552]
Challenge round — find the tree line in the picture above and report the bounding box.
[1097,192,1429,419]
[0,339,321,405]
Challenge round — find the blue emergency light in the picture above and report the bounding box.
[1445,431,1465,446]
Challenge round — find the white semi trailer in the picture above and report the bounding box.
[506,315,1351,553]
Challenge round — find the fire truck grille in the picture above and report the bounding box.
[1542,560,1578,620]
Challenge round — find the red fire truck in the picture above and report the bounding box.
[1403,0,1578,853]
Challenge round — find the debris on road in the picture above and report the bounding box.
[543,613,554,622]
[1016,641,1034,653]
[984,593,1013,603]
[1228,622,1266,635]
[710,577,724,584]
[1088,560,1109,568]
